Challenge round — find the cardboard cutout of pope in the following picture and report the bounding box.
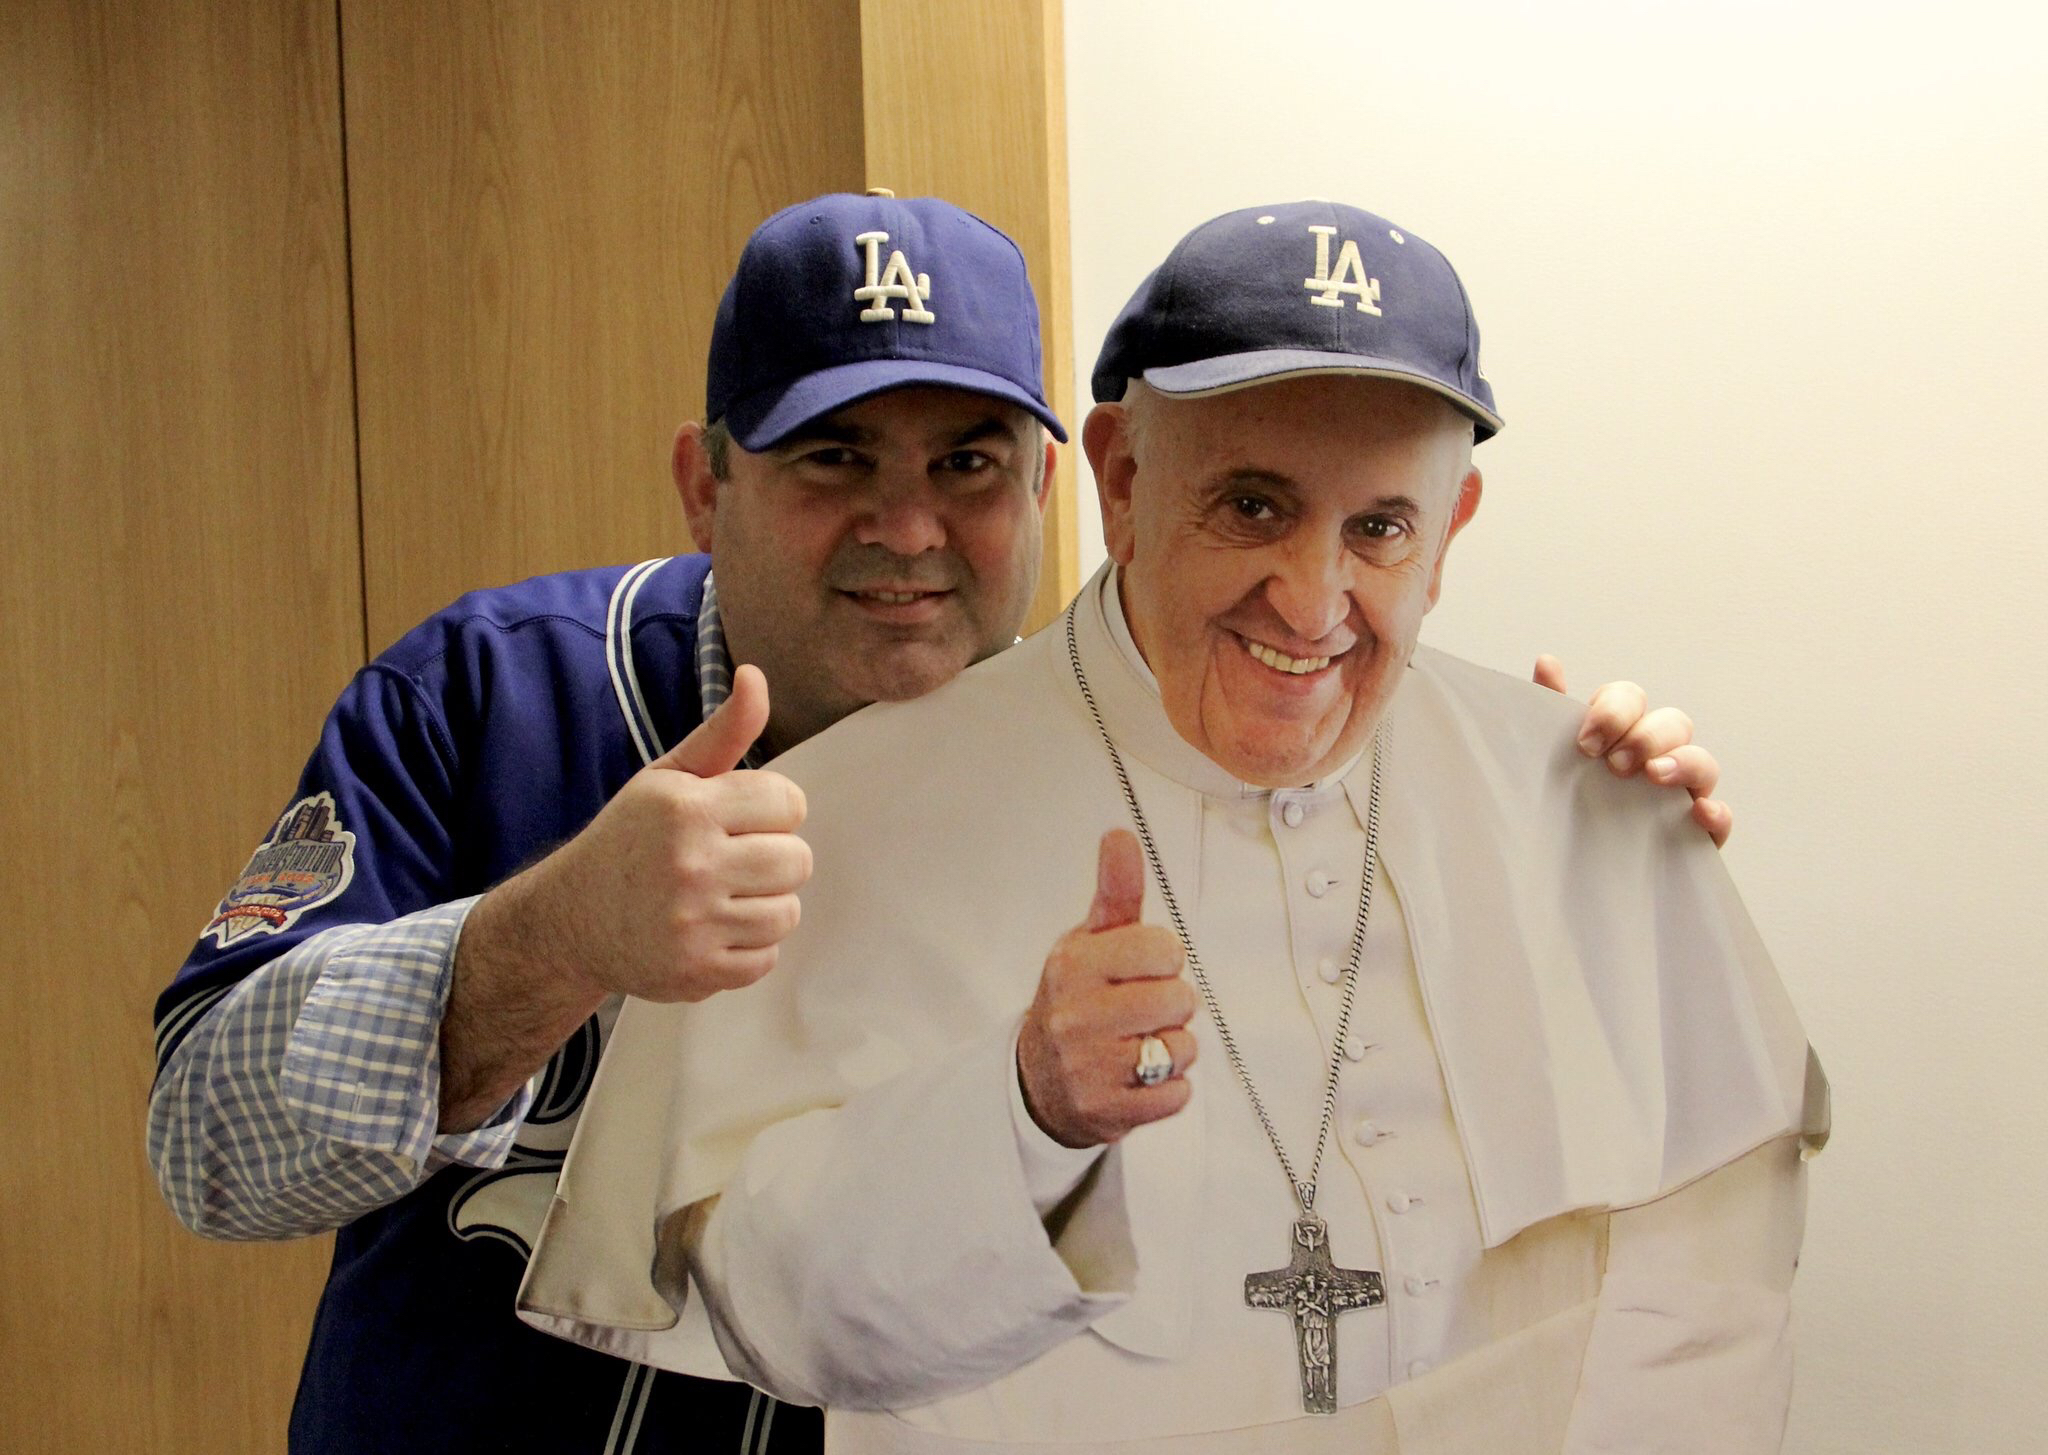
[518,202,1827,1454]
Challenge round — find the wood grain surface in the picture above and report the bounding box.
[0,1,357,1449]
[342,0,869,651]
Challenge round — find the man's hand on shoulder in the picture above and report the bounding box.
[1017,830,1197,1148]
[439,665,811,1131]
[1534,655,1733,847]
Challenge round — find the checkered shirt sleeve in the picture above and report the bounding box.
[147,897,532,1240]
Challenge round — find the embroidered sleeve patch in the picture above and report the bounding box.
[203,791,358,948]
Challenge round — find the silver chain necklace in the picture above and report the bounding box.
[1064,602,1388,1414]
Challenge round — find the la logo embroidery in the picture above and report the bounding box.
[1303,225,1382,315]
[854,230,935,324]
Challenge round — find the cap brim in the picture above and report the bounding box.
[1143,349,1502,441]
[726,359,1068,448]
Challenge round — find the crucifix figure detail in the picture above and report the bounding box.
[1244,1215,1386,1414]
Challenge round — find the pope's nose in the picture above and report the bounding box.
[1263,550,1351,645]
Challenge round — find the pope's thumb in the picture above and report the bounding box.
[1084,829,1146,932]
[656,663,769,778]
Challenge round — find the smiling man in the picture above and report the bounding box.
[680,385,1052,757]
[525,202,1824,1454]
[144,192,1069,1455]
[150,191,1749,1455]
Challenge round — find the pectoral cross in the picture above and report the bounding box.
[1244,1215,1384,1414]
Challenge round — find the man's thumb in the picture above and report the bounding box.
[1084,829,1146,931]
[656,664,769,777]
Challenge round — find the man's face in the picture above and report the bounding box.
[680,386,1053,755]
[1087,375,1481,788]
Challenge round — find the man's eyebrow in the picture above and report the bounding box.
[945,417,1025,450]
[774,420,870,451]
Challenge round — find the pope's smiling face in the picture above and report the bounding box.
[1086,374,1481,788]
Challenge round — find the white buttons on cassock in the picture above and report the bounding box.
[1318,957,1342,984]
[1387,1191,1418,1213]
[1344,1035,1369,1061]
[1403,1276,1435,1298]
[1407,1360,1431,1379]
[1281,800,1305,828]
[1353,1120,1386,1146]
[1305,869,1335,898]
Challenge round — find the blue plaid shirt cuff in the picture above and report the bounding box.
[278,898,530,1174]
[151,895,540,1239]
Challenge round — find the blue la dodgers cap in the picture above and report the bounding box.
[707,192,1067,449]
[1092,200,1503,441]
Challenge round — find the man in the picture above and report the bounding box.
[522,201,1823,1453]
[149,192,1736,1454]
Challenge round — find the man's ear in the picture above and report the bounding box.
[1426,467,1483,609]
[1034,437,1058,516]
[673,423,719,551]
[1082,404,1138,566]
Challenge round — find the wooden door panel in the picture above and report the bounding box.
[342,0,868,650]
[0,1,358,1449]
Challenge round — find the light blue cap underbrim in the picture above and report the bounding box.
[728,358,1068,450]
[1143,348,1503,440]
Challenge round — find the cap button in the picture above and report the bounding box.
[865,186,896,198]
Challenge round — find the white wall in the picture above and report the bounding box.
[1066,3,2048,1450]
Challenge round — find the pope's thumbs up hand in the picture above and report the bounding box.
[1017,829,1198,1148]
[518,663,813,1004]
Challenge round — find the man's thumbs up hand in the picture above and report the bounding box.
[1017,830,1198,1148]
[656,663,773,780]
[486,662,813,1008]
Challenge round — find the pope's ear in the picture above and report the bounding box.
[1083,404,1138,566]
[674,423,719,551]
[1426,468,1483,609]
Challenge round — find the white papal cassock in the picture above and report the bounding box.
[519,566,1828,1454]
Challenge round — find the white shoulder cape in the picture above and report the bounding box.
[518,599,1823,1371]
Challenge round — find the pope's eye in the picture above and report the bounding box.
[1230,496,1275,520]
